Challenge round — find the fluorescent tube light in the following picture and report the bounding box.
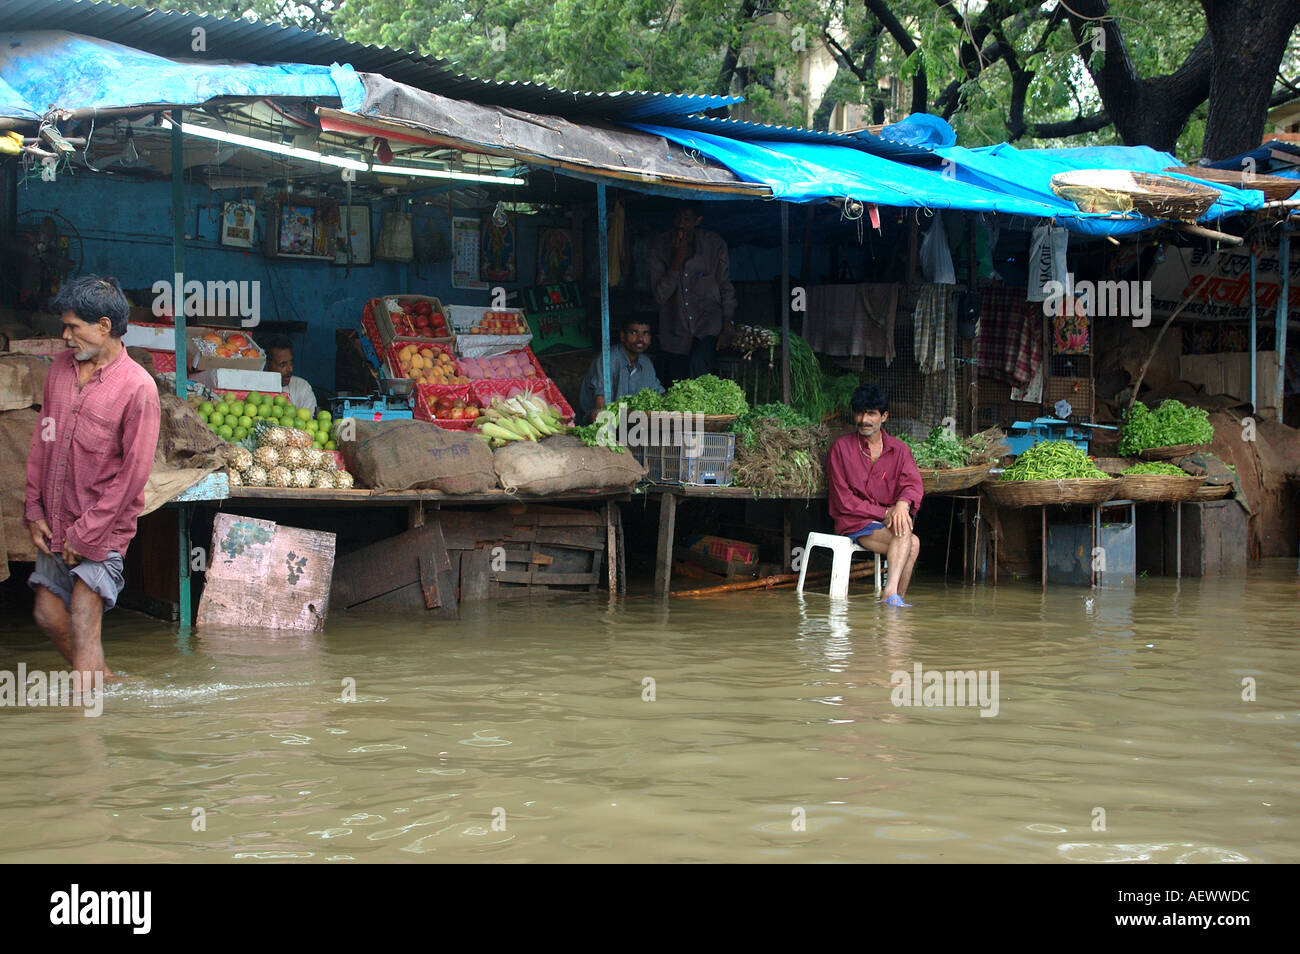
[163,116,524,185]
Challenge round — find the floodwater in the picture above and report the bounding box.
[1,562,1298,864]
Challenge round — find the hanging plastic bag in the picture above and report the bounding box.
[376,212,414,262]
[1027,225,1068,301]
[920,216,956,285]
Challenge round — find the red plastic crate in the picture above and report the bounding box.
[413,383,481,427]
[147,349,176,373]
[700,536,759,565]
[470,377,575,423]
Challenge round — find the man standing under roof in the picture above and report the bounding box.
[260,333,317,414]
[648,202,737,385]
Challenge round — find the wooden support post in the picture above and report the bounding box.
[782,503,791,573]
[606,501,617,598]
[780,202,791,405]
[654,492,678,597]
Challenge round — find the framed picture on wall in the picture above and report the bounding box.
[479,216,516,283]
[334,205,372,266]
[537,228,580,283]
[452,216,488,290]
[264,197,339,260]
[220,201,256,248]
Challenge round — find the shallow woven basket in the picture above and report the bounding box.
[1192,483,1233,500]
[1051,170,1220,221]
[981,477,1118,508]
[920,462,996,494]
[1093,456,1138,476]
[1164,166,1300,203]
[1138,442,1210,461]
[1114,474,1204,503]
[702,414,739,432]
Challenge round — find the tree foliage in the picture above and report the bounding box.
[121,0,1300,158]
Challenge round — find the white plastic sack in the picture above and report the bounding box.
[920,217,956,285]
[1027,225,1068,302]
[376,212,414,262]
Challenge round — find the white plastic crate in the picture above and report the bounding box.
[445,304,533,357]
[632,433,735,486]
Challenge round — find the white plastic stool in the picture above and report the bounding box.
[796,532,884,599]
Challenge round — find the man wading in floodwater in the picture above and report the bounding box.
[825,385,923,606]
[24,276,161,679]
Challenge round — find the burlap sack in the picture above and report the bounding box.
[341,419,496,494]
[493,435,646,495]
[0,408,40,565]
[0,355,50,412]
[157,394,229,470]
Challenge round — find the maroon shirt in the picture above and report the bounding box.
[826,430,924,535]
[25,347,161,562]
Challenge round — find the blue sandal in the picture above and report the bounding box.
[882,594,912,608]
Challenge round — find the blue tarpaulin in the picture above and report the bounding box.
[632,123,1082,218]
[0,31,364,121]
[934,142,1266,234]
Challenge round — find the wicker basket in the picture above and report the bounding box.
[981,477,1118,508]
[1092,456,1138,476]
[920,462,996,494]
[1051,170,1220,221]
[1164,166,1300,203]
[1192,483,1233,500]
[1138,443,1210,461]
[702,414,739,432]
[1114,474,1204,502]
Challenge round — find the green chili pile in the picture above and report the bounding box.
[1120,461,1186,476]
[1118,400,1214,455]
[1000,440,1110,481]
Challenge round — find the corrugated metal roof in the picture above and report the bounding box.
[649,114,939,165]
[0,0,740,121]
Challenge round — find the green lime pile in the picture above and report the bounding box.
[195,392,337,450]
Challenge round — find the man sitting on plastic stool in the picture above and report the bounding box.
[825,384,924,606]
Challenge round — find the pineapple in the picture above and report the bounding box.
[282,446,306,468]
[267,465,291,487]
[226,468,244,488]
[290,467,313,488]
[333,470,355,489]
[312,470,336,489]
[253,445,280,468]
[304,448,326,469]
[229,446,253,472]
[243,464,268,487]
[264,426,289,448]
[286,429,312,449]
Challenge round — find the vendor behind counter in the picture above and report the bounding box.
[578,316,664,423]
[259,333,317,414]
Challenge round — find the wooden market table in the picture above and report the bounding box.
[165,475,631,626]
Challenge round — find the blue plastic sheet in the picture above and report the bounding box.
[934,142,1265,234]
[632,124,1078,218]
[0,31,364,120]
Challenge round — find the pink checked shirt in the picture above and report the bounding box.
[24,347,161,562]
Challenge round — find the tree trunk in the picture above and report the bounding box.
[1200,0,1300,160]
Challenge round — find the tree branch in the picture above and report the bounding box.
[863,0,927,112]
[1031,111,1113,138]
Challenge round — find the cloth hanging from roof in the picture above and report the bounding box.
[977,286,1043,388]
[913,285,949,374]
[802,284,897,364]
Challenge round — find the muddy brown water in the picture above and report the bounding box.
[1,562,1297,863]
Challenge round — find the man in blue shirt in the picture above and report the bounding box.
[579,317,665,423]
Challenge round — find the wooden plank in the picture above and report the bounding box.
[438,510,515,541]
[492,569,600,585]
[532,527,606,549]
[459,547,493,602]
[607,502,617,595]
[502,550,553,565]
[654,491,677,597]
[418,523,460,618]
[615,504,626,596]
[331,523,435,606]
[536,511,606,527]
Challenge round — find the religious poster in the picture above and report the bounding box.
[452,215,487,290]
[537,228,580,283]
[1149,245,1300,325]
[479,216,517,283]
[220,201,256,248]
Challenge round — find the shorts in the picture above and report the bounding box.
[28,550,126,611]
[847,522,885,543]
